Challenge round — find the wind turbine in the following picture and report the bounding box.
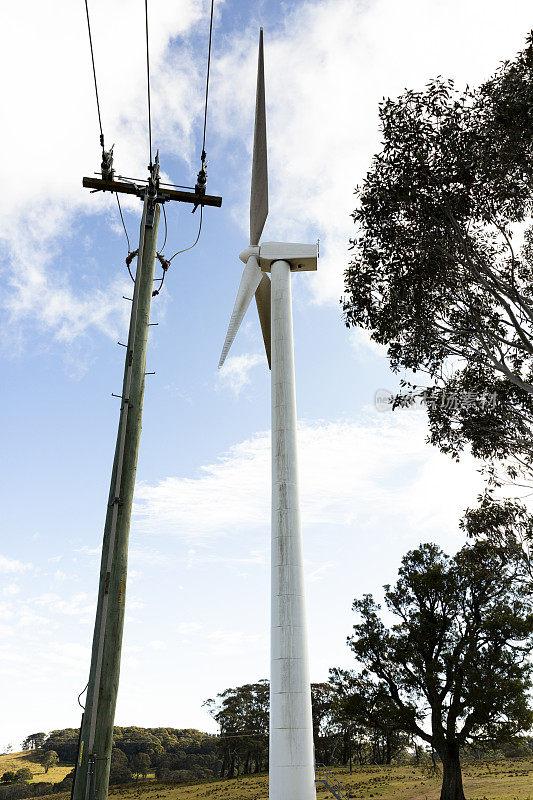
[219,29,318,800]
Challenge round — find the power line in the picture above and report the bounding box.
[162,4,214,264]
[83,0,104,144]
[144,0,153,168]
[116,194,131,253]
[160,203,168,253]
[201,0,216,161]
[162,1,215,262]
[84,0,214,277]
[168,206,203,262]
[84,1,132,267]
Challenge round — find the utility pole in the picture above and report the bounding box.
[72,156,221,800]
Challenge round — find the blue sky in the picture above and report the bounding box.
[1,0,532,753]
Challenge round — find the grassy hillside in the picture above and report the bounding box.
[1,755,532,800]
[0,752,71,785]
[107,760,533,800]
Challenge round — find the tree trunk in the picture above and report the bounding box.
[440,747,466,800]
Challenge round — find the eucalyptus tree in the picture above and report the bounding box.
[348,541,533,800]
[343,34,533,486]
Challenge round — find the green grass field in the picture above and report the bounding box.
[0,752,72,784]
[1,753,532,800]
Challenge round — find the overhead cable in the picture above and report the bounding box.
[145,0,153,168]
[168,206,203,262]
[165,2,214,263]
[160,204,168,253]
[83,0,104,146]
[201,0,216,162]
[116,194,131,253]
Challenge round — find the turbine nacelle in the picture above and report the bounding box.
[239,242,318,272]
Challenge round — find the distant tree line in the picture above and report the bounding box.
[203,679,411,778]
[41,727,220,785]
[1,727,220,800]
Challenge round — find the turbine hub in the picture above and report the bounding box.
[239,246,260,264]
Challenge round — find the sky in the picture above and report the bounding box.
[1,0,532,753]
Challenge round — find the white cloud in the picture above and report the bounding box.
[0,0,214,344]
[177,622,203,635]
[0,602,14,620]
[308,561,335,583]
[0,555,32,574]
[129,548,170,566]
[75,545,100,556]
[3,0,531,347]
[33,592,95,619]
[134,412,481,539]
[18,610,51,628]
[208,629,262,655]
[187,549,266,568]
[148,640,167,650]
[36,642,92,672]
[349,329,388,361]
[216,352,264,396]
[2,584,21,597]
[212,0,533,305]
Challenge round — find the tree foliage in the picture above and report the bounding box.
[204,680,269,777]
[131,753,150,779]
[348,541,533,800]
[37,727,218,785]
[343,33,533,485]
[328,669,409,766]
[13,772,32,785]
[40,753,57,775]
[21,736,45,753]
[461,492,533,580]
[205,677,412,773]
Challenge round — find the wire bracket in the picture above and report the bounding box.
[146,151,160,228]
[101,145,115,182]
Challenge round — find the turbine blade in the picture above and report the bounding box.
[219,256,263,368]
[250,28,268,247]
[255,273,271,370]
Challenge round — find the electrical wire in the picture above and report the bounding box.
[201,0,216,161]
[78,681,89,710]
[144,0,153,168]
[160,4,214,264]
[146,1,214,283]
[83,0,104,143]
[125,250,139,283]
[84,0,133,283]
[116,194,131,253]
[116,175,196,190]
[152,205,203,296]
[160,204,168,253]
[168,206,203,262]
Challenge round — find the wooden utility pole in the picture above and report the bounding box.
[72,158,221,800]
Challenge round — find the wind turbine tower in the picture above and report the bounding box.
[219,29,318,800]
